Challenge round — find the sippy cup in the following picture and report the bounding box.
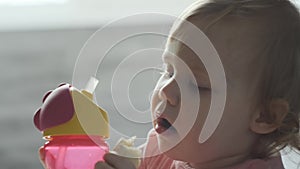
[33,78,109,169]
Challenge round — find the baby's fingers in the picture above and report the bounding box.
[104,153,136,169]
[95,161,115,169]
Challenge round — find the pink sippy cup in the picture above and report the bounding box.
[33,78,109,169]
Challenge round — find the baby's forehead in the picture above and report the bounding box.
[164,40,206,71]
[195,19,264,63]
[165,19,266,84]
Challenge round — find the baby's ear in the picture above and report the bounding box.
[250,98,289,134]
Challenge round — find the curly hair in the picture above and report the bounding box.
[176,0,300,159]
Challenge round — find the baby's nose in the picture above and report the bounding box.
[158,80,179,106]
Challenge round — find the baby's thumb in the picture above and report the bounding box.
[104,153,136,169]
[112,137,142,168]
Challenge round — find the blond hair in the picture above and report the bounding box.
[176,0,300,158]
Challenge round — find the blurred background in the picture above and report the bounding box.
[0,0,299,168]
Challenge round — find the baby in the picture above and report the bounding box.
[95,0,300,168]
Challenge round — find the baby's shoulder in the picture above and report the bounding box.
[234,156,285,169]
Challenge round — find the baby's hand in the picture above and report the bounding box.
[97,136,141,169]
[95,153,137,169]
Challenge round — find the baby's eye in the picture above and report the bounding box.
[191,81,211,91]
[160,71,174,79]
[198,86,211,92]
[160,64,174,79]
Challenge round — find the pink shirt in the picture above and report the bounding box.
[138,129,285,169]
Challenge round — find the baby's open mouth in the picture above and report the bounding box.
[154,118,172,134]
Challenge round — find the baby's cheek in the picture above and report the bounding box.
[150,90,159,109]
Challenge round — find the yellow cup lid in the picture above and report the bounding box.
[34,84,109,138]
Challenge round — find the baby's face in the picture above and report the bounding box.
[151,20,261,166]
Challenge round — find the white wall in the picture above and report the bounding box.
[0,0,197,31]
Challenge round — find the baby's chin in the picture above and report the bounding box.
[154,122,210,162]
[157,132,212,163]
[157,138,181,160]
[157,140,195,163]
[156,128,192,160]
[156,128,179,150]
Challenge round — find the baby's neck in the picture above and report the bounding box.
[188,153,252,169]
